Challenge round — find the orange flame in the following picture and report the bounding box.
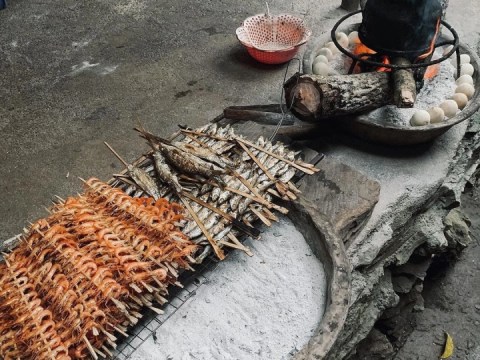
[424,64,440,79]
[377,56,391,73]
[352,43,391,73]
[417,18,441,62]
[353,17,442,79]
[418,18,441,79]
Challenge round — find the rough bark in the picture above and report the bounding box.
[392,57,416,108]
[284,72,392,122]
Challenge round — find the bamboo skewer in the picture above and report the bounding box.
[249,206,272,227]
[235,136,318,174]
[104,142,129,167]
[109,323,129,338]
[226,233,253,256]
[181,191,260,238]
[83,336,99,360]
[179,197,225,260]
[235,140,293,200]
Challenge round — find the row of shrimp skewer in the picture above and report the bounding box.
[0,179,197,360]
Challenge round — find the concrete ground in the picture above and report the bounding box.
[1,0,480,359]
[0,0,346,240]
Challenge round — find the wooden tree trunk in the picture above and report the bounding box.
[284,72,393,122]
[392,58,416,108]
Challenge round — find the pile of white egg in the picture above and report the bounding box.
[410,48,475,126]
[312,31,360,76]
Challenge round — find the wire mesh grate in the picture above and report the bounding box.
[112,254,221,359]
[112,152,324,359]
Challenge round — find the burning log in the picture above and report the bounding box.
[284,72,393,121]
[392,57,417,108]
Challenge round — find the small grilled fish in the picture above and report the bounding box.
[195,245,212,263]
[152,152,183,194]
[186,225,203,239]
[238,197,253,215]
[127,165,161,200]
[285,150,296,161]
[279,168,297,183]
[183,219,198,234]
[204,123,218,135]
[196,206,211,222]
[174,142,233,168]
[211,186,221,202]
[204,212,220,231]
[275,162,290,177]
[229,194,242,211]
[257,136,266,147]
[159,143,225,178]
[200,183,213,195]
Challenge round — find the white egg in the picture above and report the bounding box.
[313,55,329,65]
[428,107,445,124]
[313,62,331,76]
[348,31,360,45]
[336,32,349,48]
[439,100,459,118]
[325,41,339,55]
[460,63,475,77]
[461,54,471,64]
[451,54,472,67]
[443,45,453,56]
[317,47,333,60]
[410,110,430,126]
[452,93,469,110]
[455,83,475,99]
[455,74,474,86]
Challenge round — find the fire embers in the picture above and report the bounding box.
[0,180,196,360]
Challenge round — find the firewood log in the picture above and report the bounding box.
[284,72,393,122]
[392,57,416,108]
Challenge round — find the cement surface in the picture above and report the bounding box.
[1,0,480,359]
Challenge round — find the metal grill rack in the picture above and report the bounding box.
[112,151,325,359]
[113,253,222,359]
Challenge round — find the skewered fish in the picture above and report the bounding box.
[158,142,225,179]
[105,142,161,200]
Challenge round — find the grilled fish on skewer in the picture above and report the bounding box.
[159,142,225,179]
[175,142,234,169]
[104,142,161,200]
